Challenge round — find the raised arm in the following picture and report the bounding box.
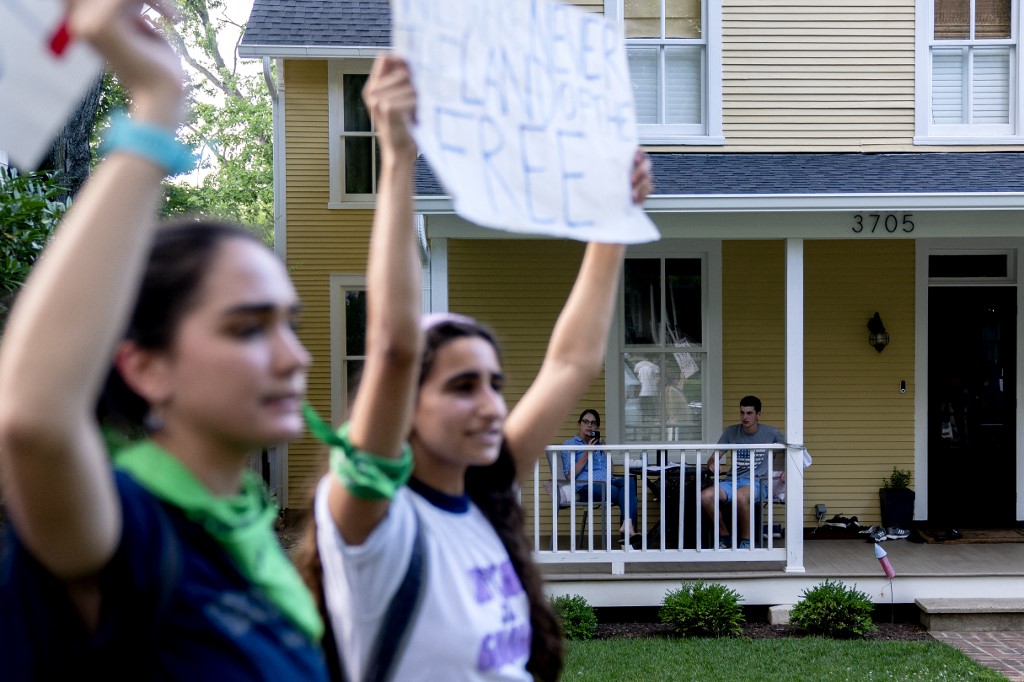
[504,150,652,475]
[327,55,422,543]
[0,0,184,579]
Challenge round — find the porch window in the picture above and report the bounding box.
[606,0,723,144]
[622,257,706,443]
[328,61,380,207]
[917,0,1019,142]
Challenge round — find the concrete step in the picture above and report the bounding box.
[917,598,1024,632]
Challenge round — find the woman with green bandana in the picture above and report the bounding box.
[0,1,327,679]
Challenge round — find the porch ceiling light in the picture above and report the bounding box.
[868,312,889,353]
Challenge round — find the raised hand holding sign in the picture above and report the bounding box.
[392,0,659,244]
[0,0,103,168]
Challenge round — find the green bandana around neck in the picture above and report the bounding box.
[114,440,323,641]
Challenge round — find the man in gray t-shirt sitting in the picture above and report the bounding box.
[701,395,784,550]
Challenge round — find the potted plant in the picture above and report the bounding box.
[879,466,914,530]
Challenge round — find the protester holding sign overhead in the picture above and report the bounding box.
[0,1,328,678]
[298,52,652,681]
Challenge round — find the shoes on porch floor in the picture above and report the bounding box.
[866,525,887,542]
[718,535,733,549]
[825,515,854,528]
[738,539,751,550]
[886,526,911,540]
[762,524,783,539]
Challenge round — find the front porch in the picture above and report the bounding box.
[539,538,1024,608]
[530,443,804,572]
[528,444,1024,608]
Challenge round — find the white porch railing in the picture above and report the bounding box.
[529,443,805,575]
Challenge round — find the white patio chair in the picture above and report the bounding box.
[545,453,607,550]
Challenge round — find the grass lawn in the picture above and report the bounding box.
[563,637,1006,681]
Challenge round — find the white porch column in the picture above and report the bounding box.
[785,238,806,573]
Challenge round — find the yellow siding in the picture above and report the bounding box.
[804,240,915,525]
[283,59,376,506]
[723,240,915,525]
[719,0,915,151]
[721,241,787,425]
[532,0,1024,152]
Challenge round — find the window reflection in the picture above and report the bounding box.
[623,258,704,443]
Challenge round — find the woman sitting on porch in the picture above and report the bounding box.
[562,409,641,546]
[297,55,652,682]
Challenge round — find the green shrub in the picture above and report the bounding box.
[551,594,597,640]
[0,167,70,331]
[660,580,744,637]
[789,579,877,639]
[883,466,912,490]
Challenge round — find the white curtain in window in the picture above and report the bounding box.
[933,48,966,123]
[932,46,1010,124]
[973,46,1011,123]
[666,46,703,124]
[629,47,659,124]
[629,45,703,125]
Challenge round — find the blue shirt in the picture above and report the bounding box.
[562,434,610,487]
[0,471,328,681]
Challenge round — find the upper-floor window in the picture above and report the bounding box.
[606,0,723,144]
[328,61,379,207]
[622,257,707,443]
[917,0,1019,142]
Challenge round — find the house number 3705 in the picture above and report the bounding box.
[852,213,915,234]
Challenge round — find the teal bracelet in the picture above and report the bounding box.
[303,403,414,501]
[100,112,196,176]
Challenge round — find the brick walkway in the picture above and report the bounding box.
[931,631,1024,681]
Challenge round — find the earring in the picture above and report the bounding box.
[143,406,164,433]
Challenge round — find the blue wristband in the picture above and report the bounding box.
[100,112,195,175]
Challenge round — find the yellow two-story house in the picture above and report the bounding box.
[240,0,1024,604]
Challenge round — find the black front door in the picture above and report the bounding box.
[928,286,1016,527]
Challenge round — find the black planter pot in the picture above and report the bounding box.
[879,488,915,529]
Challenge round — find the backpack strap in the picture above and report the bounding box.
[364,510,427,682]
[322,509,427,682]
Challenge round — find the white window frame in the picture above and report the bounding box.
[915,0,1022,144]
[328,60,377,208]
[606,241,722,445]
[605,0,723,145]
[330,275,368,424]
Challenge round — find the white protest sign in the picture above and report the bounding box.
[392,0,659,244]
[0,0,104,169]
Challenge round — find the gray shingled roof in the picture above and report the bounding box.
[242,0,1024,200]
[240,0,390,50]
[650,152,1024,195]
[414,152,1024,197]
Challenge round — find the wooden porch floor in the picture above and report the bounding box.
[540,538,1024,607]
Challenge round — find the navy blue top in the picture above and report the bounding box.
[0,471,328,681]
